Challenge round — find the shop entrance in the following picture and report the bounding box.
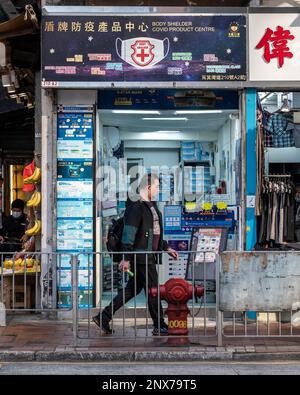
[96,89,242,308]
[0,106,37,310]
[256,92,300,250]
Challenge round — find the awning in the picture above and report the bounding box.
[0,5,39,41]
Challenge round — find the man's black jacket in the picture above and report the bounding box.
[121,200,169,265]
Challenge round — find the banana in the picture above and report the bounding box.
[34,220,41,234]
[27,191,41,207]
[25,220,39,236]
[27,191,37,206]
[32,167,41,182]
[24,167,41,184]
[34,192,41,206]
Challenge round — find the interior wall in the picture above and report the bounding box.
[125,148,179,168]
[266,147,300,163]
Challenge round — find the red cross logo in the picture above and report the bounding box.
[131,39,155,67]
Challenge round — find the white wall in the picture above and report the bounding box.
[266,147,300,163]
[57,90,97,105]
[125,148,179,168]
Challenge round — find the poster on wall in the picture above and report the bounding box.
[249,13,300,81]
[42,14,246,85]
[56,109,94,308]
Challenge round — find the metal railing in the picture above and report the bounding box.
[73,251,219,341]
[3,248,300,346]
[0,251,74,312]
[221,310,300,339]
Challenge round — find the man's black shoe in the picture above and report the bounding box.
[152,326,168,336]
[92,314,113,334]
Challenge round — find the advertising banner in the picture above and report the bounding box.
[56,109,94,308]
[42,14,246,85]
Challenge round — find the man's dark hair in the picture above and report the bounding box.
[11,199,25,211]
[139,173,159,190]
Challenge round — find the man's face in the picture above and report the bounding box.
[12,208,22,218]
[296,188,300,200]
[148,178,160,200]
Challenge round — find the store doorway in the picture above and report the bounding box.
[257,91,300,249]
[96,89,242,307]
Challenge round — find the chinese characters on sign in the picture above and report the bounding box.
[256,25,295,68]
[249,14,300,81]
[42,15,246,84]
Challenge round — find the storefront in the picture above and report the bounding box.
[0,4,40,309]
[248,12,300,251]
[40,6,300,310]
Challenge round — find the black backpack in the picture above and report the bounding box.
[106,217,124,262]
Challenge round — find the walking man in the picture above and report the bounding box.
[93,173,178,335]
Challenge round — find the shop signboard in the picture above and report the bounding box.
[249,13,300,81]
[42,14,246,85]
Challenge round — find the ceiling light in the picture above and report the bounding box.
[174,110,223,114]
[151,130,181,133]
[142,117,188,121]
[112,110,160,114]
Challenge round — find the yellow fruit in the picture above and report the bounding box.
[24,167,41,184]
[25,220,39,236]
[27,191,41,207]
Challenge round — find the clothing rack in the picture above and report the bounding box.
[263,174,291,178]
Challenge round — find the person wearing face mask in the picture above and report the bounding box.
[295,185,300,242]
[0,199,27,252]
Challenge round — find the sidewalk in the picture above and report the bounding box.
[1,315,300,362]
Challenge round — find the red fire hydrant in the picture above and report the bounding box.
[149,278,204,345]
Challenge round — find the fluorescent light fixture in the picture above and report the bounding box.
[151,130,181,133]
[112,110,160,114]
[175,110,223,114]
[142,117,187,121]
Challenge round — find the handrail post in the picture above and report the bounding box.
[72,254,78,346]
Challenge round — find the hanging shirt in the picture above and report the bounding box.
[265,113,295,148]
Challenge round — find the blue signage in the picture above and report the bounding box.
[56,110,94,308]
[97,89,239,110]
[164,205,182,232]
